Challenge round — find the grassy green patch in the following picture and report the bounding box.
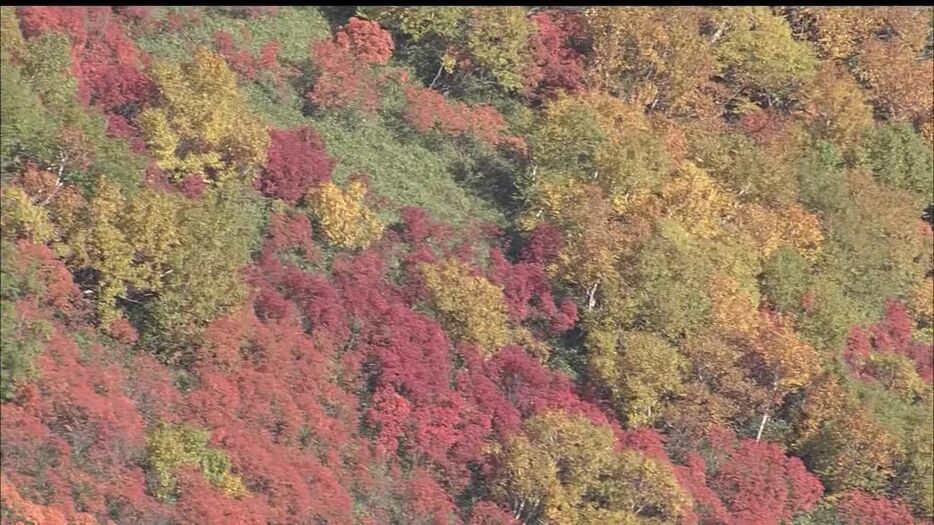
[309,114,505,227]
[135,7,331,64]
[137,7,505,228]
[241,81,504,227]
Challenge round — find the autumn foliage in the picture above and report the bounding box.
[309,17,395,112]
[2,6,933,525]
[835,490,917,525]
[258,127,334,203]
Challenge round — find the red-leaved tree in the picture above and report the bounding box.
[525,10,586,99]
[258,127,335,203]
[834,490,916,525]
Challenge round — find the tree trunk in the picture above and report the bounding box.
[587,282,599,311]
[428,63,444,90]
[709,22,726,45]
[755,412,769,442]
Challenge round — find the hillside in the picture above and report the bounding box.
[0,6,932,525]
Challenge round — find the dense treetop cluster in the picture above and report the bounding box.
[0,6,932,525]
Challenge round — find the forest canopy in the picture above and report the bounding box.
[0,6,932,525]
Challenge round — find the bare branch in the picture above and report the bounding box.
[709,23,726,45]
[587,281,599,311]
[756,412,770,442]
[428,62,444,90]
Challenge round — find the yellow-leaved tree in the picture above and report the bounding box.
[520,178,628,303]
[657,161,737,241]
[804,63,874,156]
[33,178,261,351]
[305,179,384,250]
[420,259,512,355]
[146,422,247,502]
[124,186,183,292]
[790,373,847,448]
[744,310,822,440]
[592,330,687,427]
[464,7,533,92]
[55,179,140,324]
[496,410,691,524]
[531,92,672,209]
[584,7,715,115]
[736,202,824,260]
[788,7,883,61]
[138,47,269,185]
[0,184,56,244]
[713,7,819,105]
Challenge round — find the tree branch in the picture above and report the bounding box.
[37,151,68,206]
[709,22,726,45]
[428,62,444,90]
[587,281,599,311]
[755,412,769,442]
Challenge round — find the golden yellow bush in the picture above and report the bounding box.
[306,179,384,250]
[421,259,512,355]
